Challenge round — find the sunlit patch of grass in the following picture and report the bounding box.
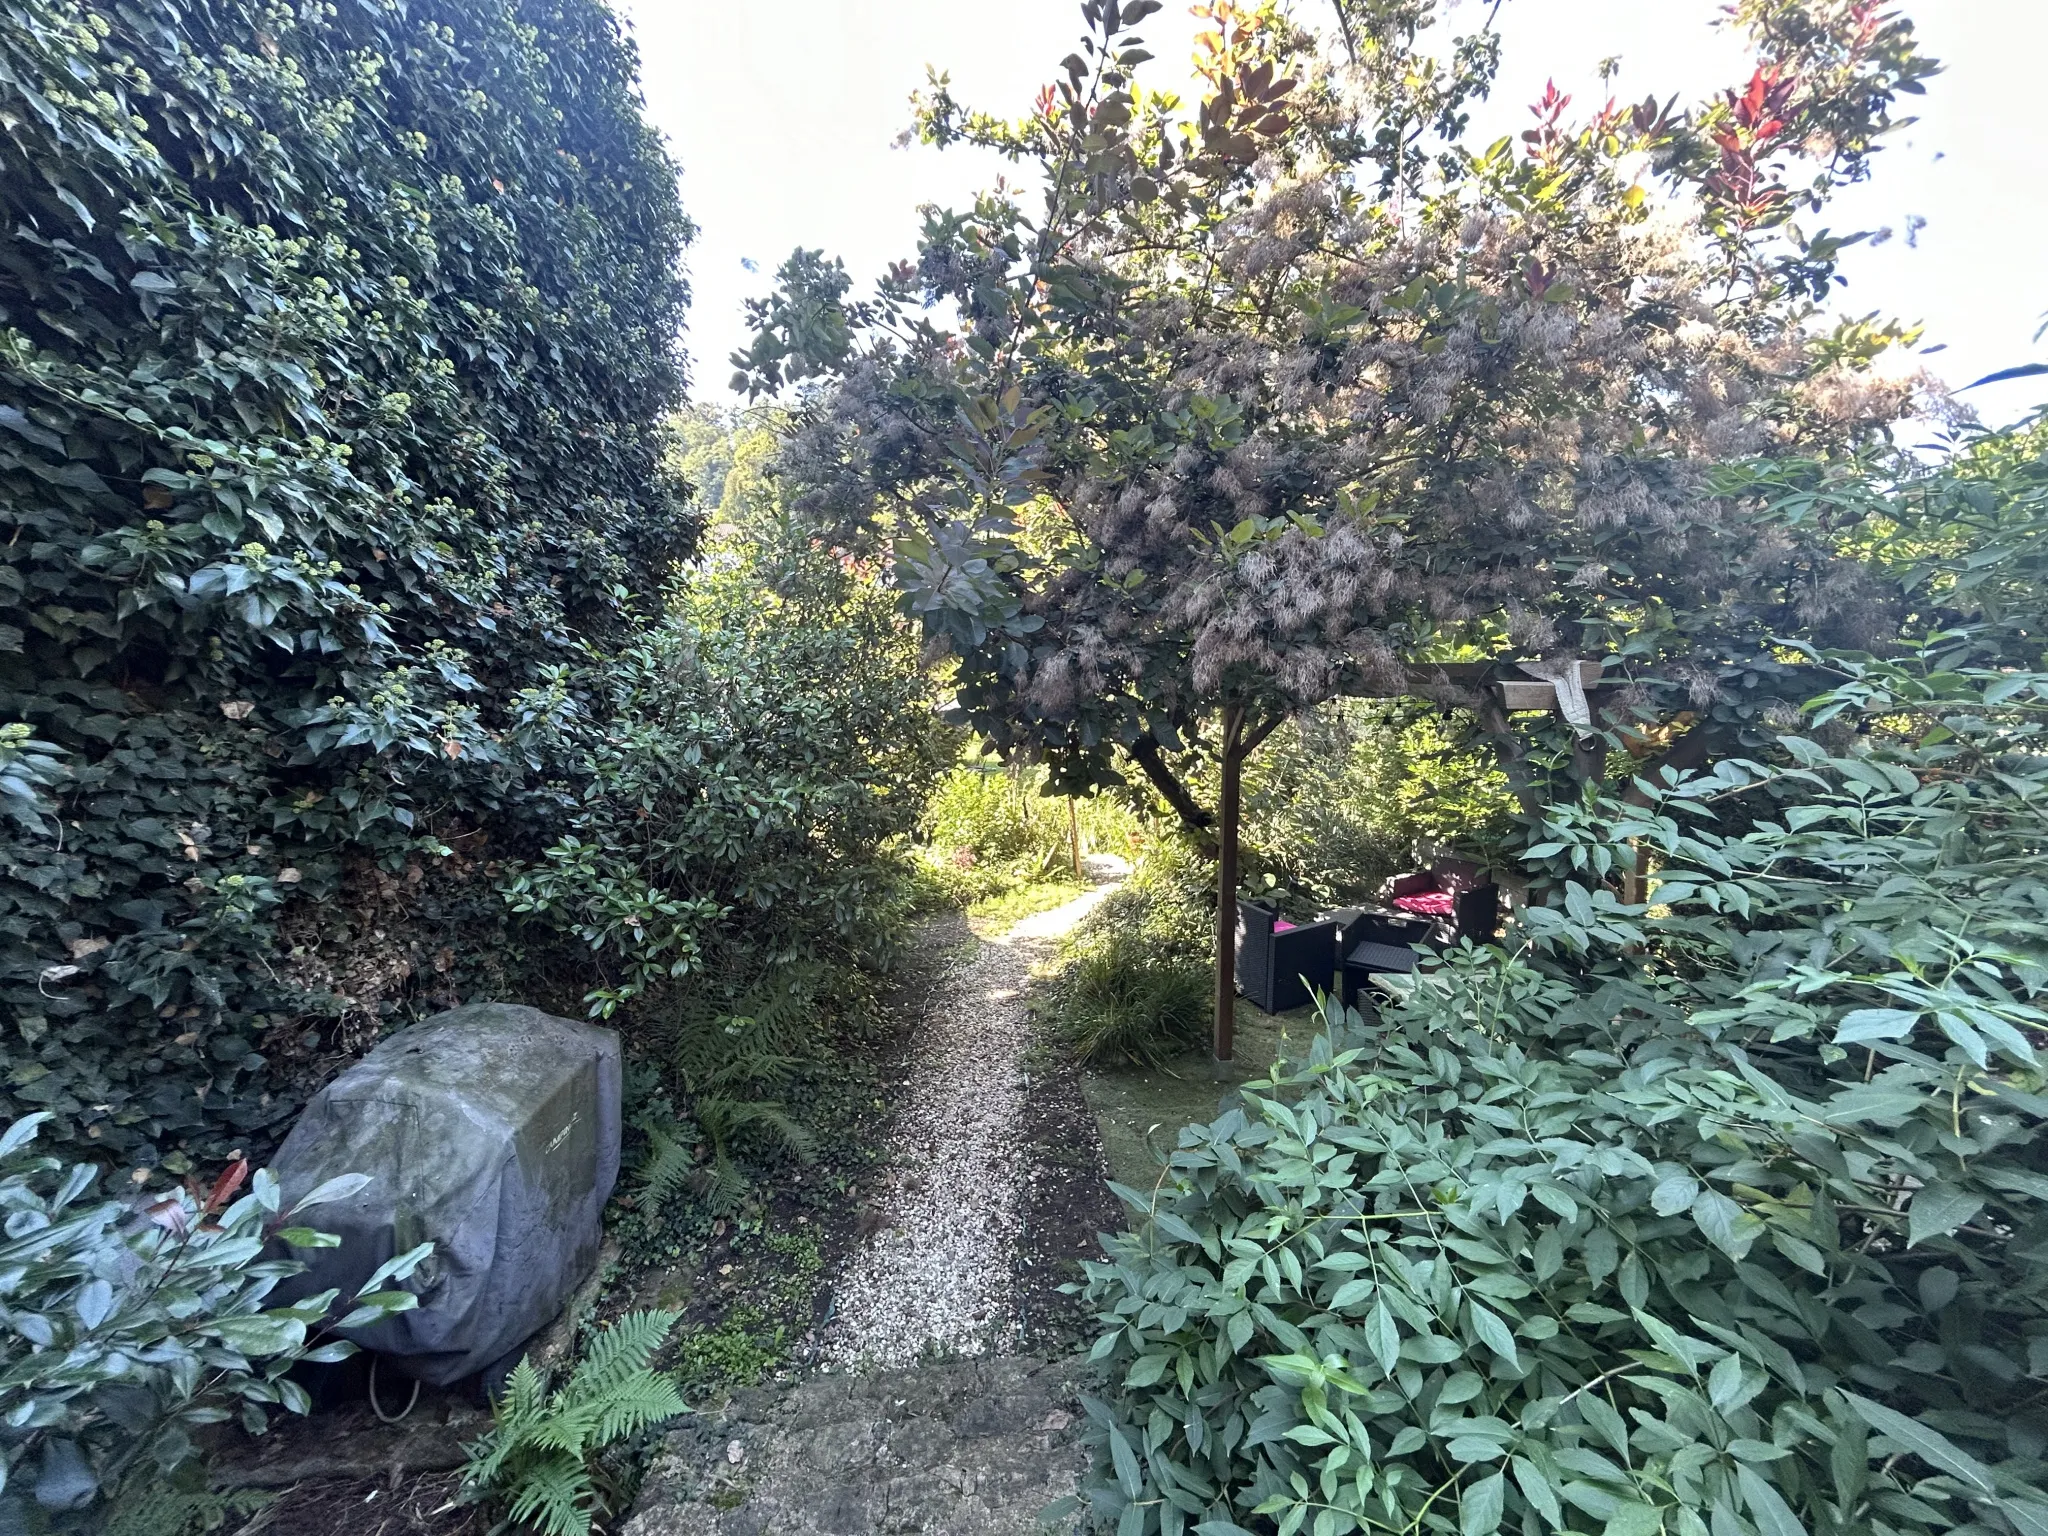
[966,880,1088,937]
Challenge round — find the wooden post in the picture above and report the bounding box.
[1066,796,1081,880]
[1213,700,1245,1066]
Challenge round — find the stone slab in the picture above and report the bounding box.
[623,1355,1086,1536]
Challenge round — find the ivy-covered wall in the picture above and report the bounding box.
[0,0,694,1170]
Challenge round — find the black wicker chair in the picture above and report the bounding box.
[1336,910,1434,1006]
[1234,902,1340,1013]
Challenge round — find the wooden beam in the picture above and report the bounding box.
[1338,659,1611,700]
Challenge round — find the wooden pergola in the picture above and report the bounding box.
[1195,658,1622,1064]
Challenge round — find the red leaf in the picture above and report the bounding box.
[202,1157,249,1216]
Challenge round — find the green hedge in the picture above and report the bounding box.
[0,0,692,1168]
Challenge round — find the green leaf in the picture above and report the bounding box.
[1735,1465,1807,1536]
[1690,1190,1760,1259]
[1467,1302,1519,1369]
[1461,1472,1505,1536]
[1906,1181,1984,1247]
[290,1173,373,1210]
[357,1241,434,1295]
[1650,1174,1698,1217]
[1841,1393,1995,1494]
[1110,1424,1143,1497]
[1330,1278,1375,1311]
[1707,1351,1745,1410]
[1602,1504,1663,1536]
[1127,1352,1171,1388]
[1997,1498,2048,1536]
[273,1227,341,1249]
[0,1115,51,1159]
[1835,1008,1918,1045]
[1511,1455,1563,1527]
[1364,1302,1399,1374]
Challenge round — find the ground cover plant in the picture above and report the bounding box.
[1069,633,2048,1536]
[1043,837,1213,1066]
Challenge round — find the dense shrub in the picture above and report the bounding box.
[0,1113,426,1526]
[1071,656,2048,1536]
[503,526,948,1081]
[0,0,693,1165]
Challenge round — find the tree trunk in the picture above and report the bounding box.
[1213,701,1245,1065]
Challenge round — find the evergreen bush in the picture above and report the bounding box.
[0,1112,428,1525]
[0,0,692,1165]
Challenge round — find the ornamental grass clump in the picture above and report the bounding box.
[1056,936,1211,1068]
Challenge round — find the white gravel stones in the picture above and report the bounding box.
[819,886,1113,1370]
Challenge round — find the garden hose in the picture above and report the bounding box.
[367,1355,421,1424]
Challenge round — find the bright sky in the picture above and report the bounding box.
[615,0,2048,428]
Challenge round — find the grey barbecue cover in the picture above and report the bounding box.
[270,1003,621,1385]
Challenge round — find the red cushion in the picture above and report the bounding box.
[1393,891,1455,917]
[1272,920,1296,932]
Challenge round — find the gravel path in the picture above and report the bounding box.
[819,885,1115,1370]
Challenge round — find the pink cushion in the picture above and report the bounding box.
[1272,920,1296,932]
[1393,892,1455,917]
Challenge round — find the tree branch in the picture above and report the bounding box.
[1128,736,1214,833]
[1241,709,1287,758]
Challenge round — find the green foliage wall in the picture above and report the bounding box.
[0,0,694,1167]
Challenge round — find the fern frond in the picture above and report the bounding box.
[567,1309,679,1402]
[686,1149,749,1214]
[527,1400,603,1457]
[504,1454,595,1536]
[592,1369,686,1445]
[701,1050,805,1090]
[694,1093,817,1162]
[502,1354,551,1421]
[633,1122,698,1209]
